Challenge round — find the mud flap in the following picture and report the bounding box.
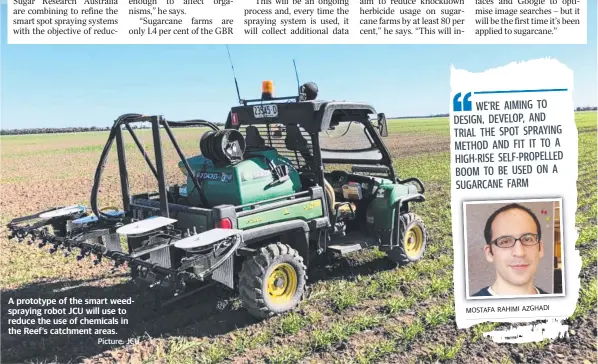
[105,233,123,253]
[212,255,234,289]
[174,228,243,290]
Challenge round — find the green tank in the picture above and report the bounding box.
[178,148,302,208]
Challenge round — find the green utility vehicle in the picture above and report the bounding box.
[7,81,428,319]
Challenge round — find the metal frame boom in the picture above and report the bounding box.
[93,114,219,221]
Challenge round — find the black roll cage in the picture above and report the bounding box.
[319,115,396,175]
[91,114,219,223]
[315,116,398,200]
[226,97,401,187]
[225,113,397,182]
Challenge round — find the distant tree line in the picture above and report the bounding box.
[2,109,595,136]
[576,106,597,111]
[390,113,450,119]
[0,123,226,136]
[1,126,111,135]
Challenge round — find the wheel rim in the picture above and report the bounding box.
[267,263,297,304]
[405,225,424,259]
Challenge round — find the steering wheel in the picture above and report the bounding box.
[328,170,348,184]
[297,165,312,173]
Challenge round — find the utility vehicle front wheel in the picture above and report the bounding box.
[239,242,307,319]
[387,212,428,266]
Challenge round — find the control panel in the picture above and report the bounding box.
[326,171,376,201]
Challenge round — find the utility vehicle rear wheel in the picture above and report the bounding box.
[239,242,307,319]
[387,212,428,266]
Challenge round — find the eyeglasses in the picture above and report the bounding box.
[490,233,539,248]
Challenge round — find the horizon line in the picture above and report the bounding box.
[1,109,596,132]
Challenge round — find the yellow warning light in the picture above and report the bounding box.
[262,80,274,99]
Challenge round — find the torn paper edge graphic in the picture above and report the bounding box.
[449,58,581,343]
[484,318,570,344]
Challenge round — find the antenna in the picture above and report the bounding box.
[226,45,242,104]
[293,59,301,98]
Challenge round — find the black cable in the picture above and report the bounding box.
[90,115,221,221]
[90,114,142,223]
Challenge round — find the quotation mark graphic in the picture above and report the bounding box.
[453,92,472,112]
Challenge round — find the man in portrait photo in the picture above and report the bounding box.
[471,203,548,297]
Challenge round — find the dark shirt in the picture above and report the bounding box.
[472,286,548,297]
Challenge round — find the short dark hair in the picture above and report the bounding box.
[483,203,542,244]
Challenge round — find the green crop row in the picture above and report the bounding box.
[357,272,598,364]
[151,238,455,364]
[262,287,455,363]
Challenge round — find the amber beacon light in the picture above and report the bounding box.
[261,80,274,100]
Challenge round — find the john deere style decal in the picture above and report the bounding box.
[195,171,233,183]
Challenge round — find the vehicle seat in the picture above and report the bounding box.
[285,124,313,165]
[245,126,267,149]
[323,178,356,220]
